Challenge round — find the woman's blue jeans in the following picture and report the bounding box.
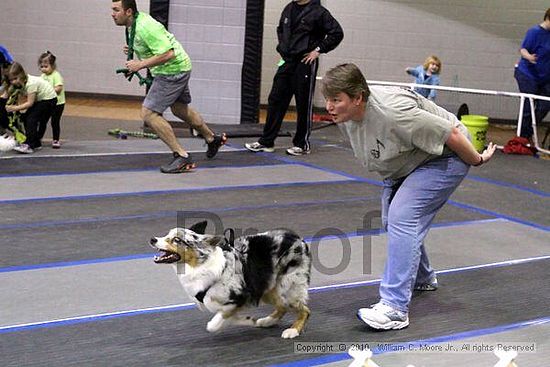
[514,67,550,138]
[379,154,469,312]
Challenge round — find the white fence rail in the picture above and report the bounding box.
[366,81,550,155]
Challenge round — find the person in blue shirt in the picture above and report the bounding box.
[1,45,14,93]
[0,45,13,72]
[514,8,550,139]
[405,55,441,101]
[1,45,14,132]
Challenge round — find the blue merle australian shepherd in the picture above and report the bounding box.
[150,221,311,339]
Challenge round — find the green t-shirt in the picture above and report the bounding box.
[41,70,65,105]
[340,86,470,180]
[24,75,57,102]
[133,12,191,76]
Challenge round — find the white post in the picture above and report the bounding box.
[529,97,538,147]
[516,95,524,137]
[494,347,518,367]
[348,347,381,367]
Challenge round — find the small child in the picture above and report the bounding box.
[4,62,57,153]
[38,51,65,148]
[405,55,442,101]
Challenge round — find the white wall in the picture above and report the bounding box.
[262,0,549,120]
[0,0,246,125]
[0,0,150,96]
[167,0,246,125]
[2,0,547,123]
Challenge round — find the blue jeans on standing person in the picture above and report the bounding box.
[379,154,469,313]
[514,67,550,138]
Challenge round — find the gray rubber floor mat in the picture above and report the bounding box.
[1,258,548,367]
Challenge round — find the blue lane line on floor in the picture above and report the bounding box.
[266,153,383,187]
[263,157,549,230]
[0,303,197,335]
[0,253,153,273]
[0,218,509,273]
[6,152,544,234]
[306,139,550,198]
[448,199,550,232]
[268,316,550,367]
[308,253,550,295]
[270,151,549,198]
[0,161,284,179]
[1,254,548,336]
[0,167,158,179]
[0,178,355,205]
[466,174,549,198]
[0,195,378,231]
[3,145,547,199]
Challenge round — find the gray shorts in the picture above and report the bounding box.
[143,71,192,113]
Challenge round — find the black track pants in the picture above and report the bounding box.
[259,59,318,150]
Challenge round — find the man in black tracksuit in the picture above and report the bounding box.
[245,0,343,156]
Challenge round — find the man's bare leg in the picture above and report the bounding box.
[170,102,215,143]
[141,106,188,157]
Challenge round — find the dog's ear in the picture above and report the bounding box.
[189,221,208,234]
[224,228,235,246]
[205,235,225,248]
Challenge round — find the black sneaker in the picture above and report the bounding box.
[414,277,438,291]
[160,152,196,173]
[206,133,227,158]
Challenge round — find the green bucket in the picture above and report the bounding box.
[461,114,488,152]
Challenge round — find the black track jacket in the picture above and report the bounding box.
[276,0,344,60]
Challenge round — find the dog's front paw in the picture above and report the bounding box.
[281,328,299,339]
[206,313,225,333]
[256,316,279,328]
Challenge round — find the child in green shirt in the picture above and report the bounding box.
[4,62,57,153]
[39,51,65,149]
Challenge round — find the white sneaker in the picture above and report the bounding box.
[244,142,275,153]
[13,144,34,154]
[0,134,17,152]
[286,146,310,156]
[357,302,409,330]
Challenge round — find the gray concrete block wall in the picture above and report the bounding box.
[0,0,245,125]
[262,0,549,120]
[0,0,151,97]
[2,0,547,124]
[165,0,246,125]
[261,0,289,102]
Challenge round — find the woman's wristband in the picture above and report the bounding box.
[473,155,483,166]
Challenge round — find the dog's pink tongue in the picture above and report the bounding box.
[154,250,181,263]
[153,250,170,263]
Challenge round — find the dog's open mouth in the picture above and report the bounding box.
[153,250,181,264]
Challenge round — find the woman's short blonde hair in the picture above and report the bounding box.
[321,63,370,101]
[423,55,442,73]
